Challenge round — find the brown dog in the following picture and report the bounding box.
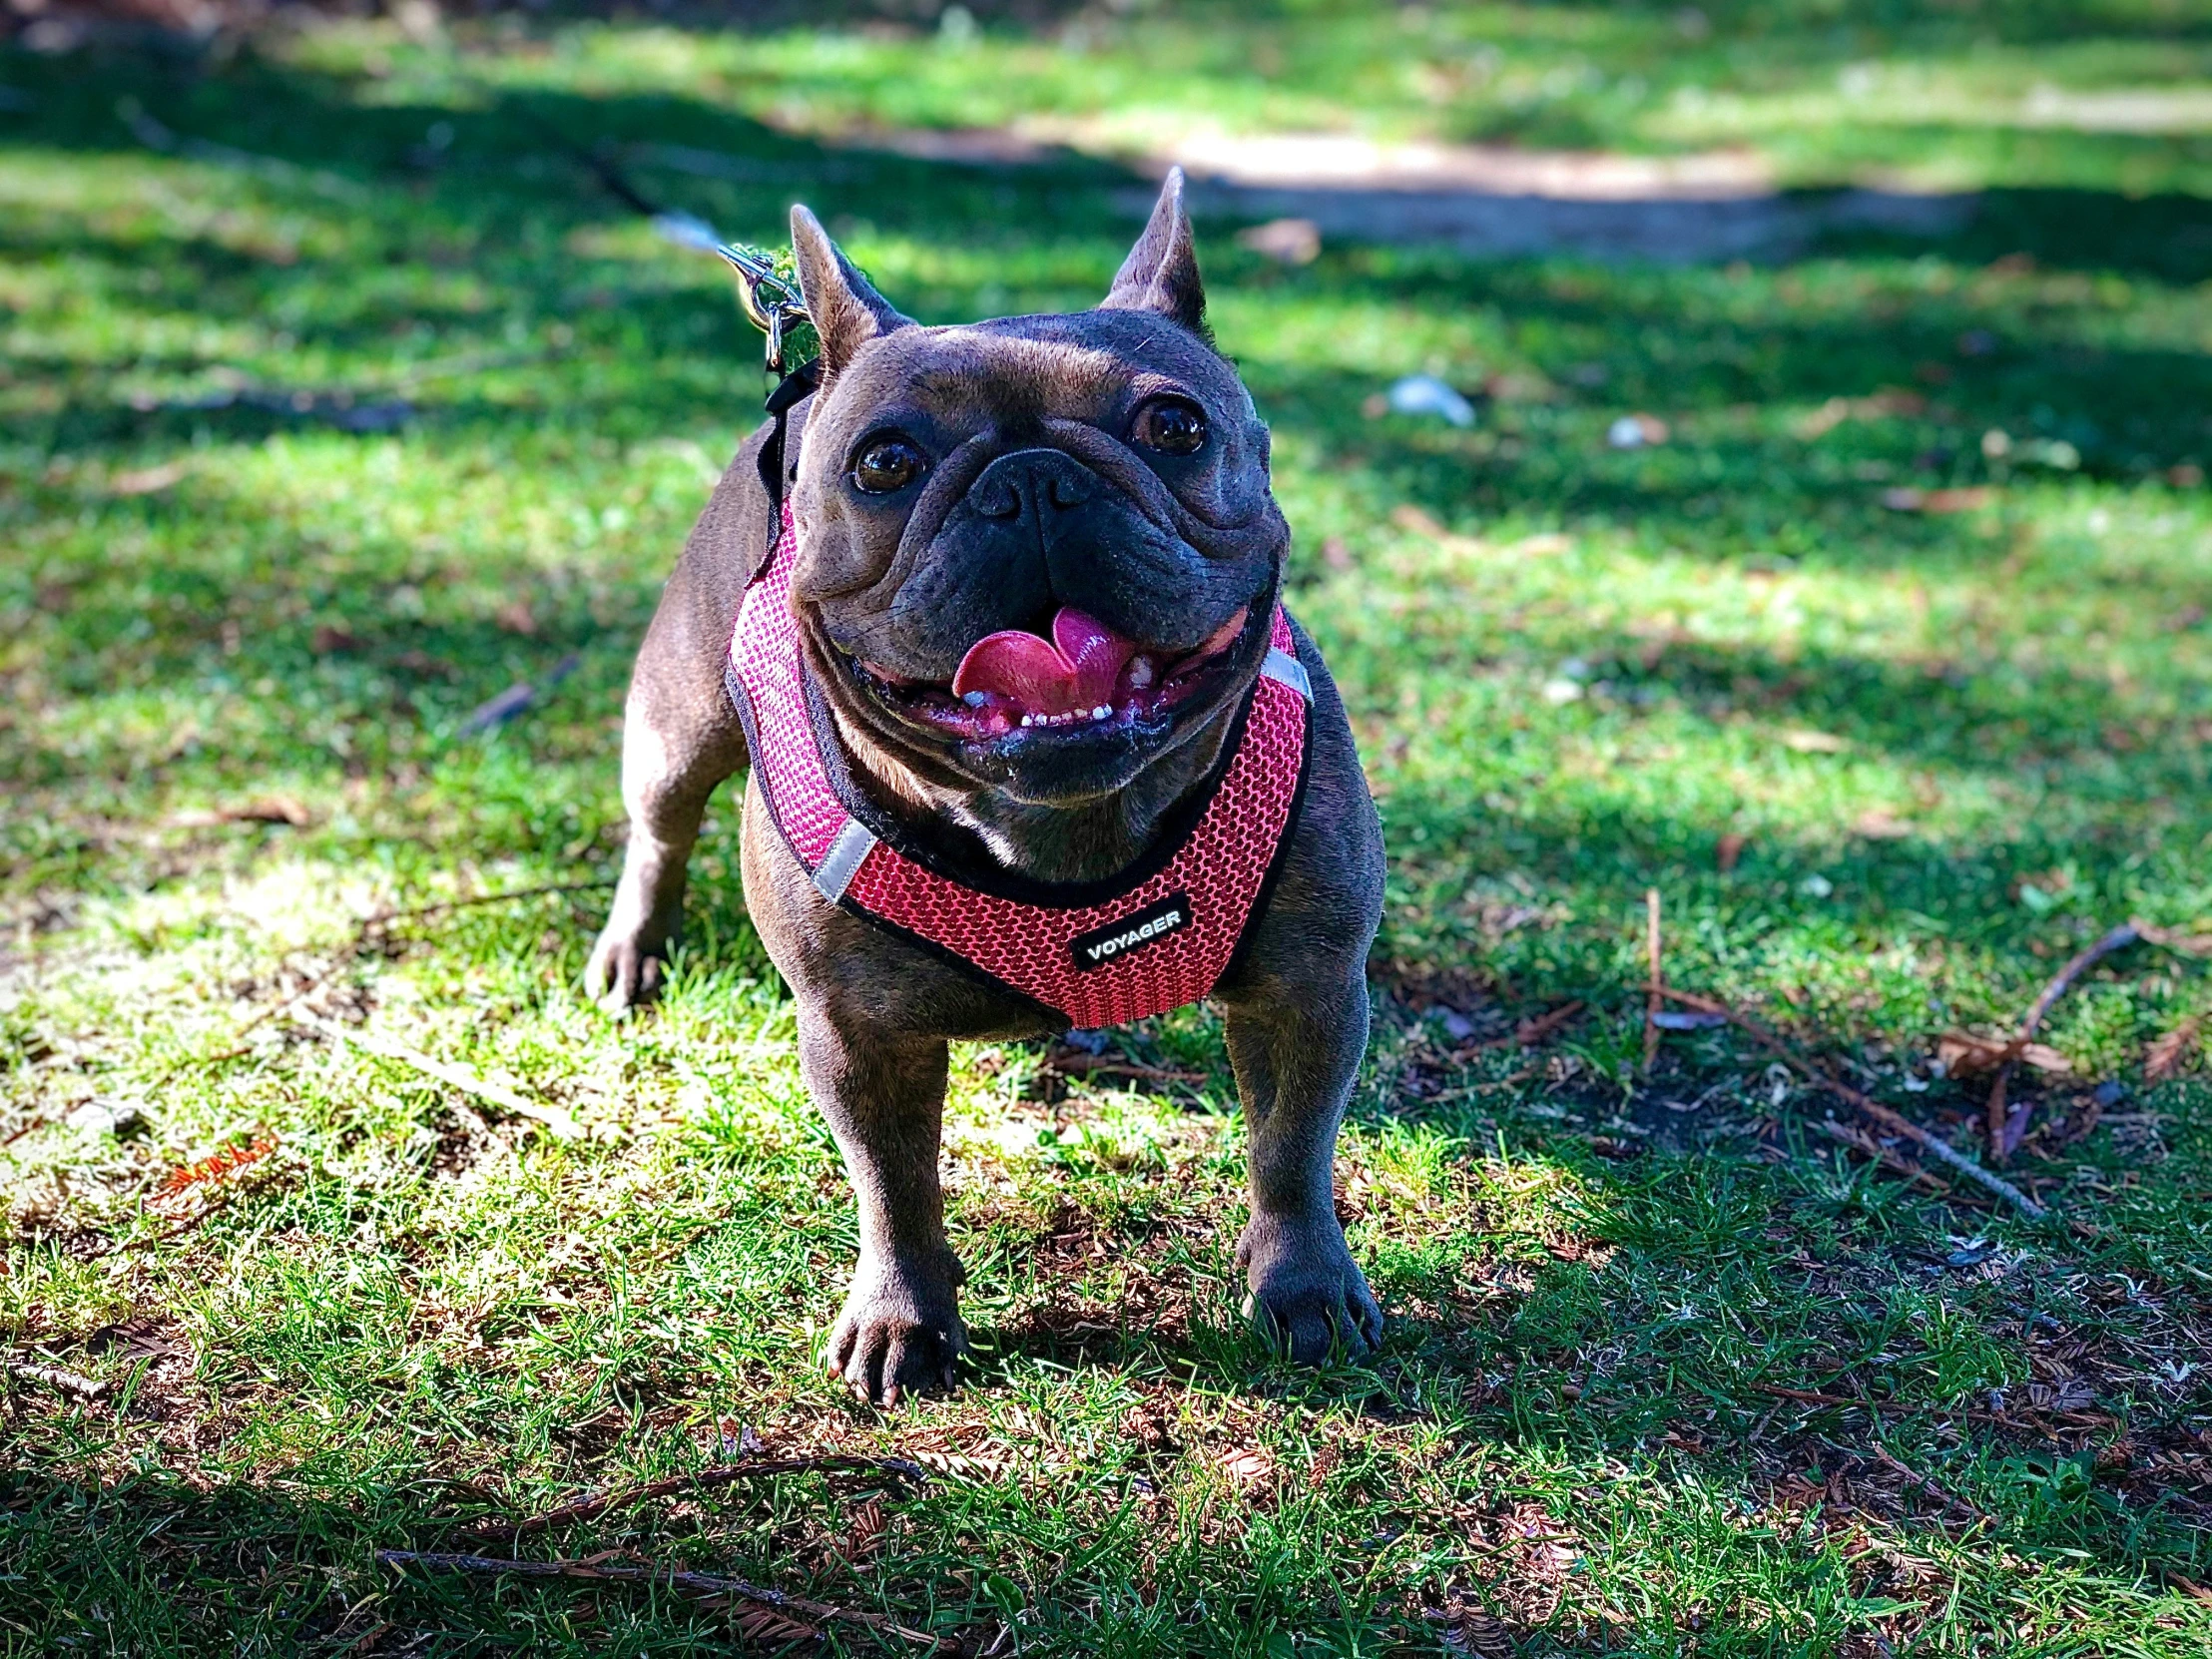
[588,173,1384,1403]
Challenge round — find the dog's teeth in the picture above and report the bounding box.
[1020,714,1033,727]
[963,690,989,708]
[1127,656,1155,689]
[1092,705,1109,721]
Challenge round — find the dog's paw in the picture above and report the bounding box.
[1236,1215,1382,1365]
[584,927,664,1011]
[827,1259,967,1406]
[585,896,672,1011]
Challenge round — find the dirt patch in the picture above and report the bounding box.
[790,115,1981,264]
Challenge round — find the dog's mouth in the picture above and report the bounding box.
[848,605,1254,747]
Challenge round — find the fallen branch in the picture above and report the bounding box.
[374,1549,954,1651]
[294,1013,582,1139]
[478,1454,928,1539]
[1464,998,1586,1053]
[5,1358,108,1402]
[98,1192,251,1257]
[1432,1065,1542,1100]
[459,654,582,737]
[1813,1119,1951,1198]
[1872,1442,1989,1526]
[362,879,620,931]
[1754,1382,1900,1413]
[1654,987,2047,1219]
[88,1147,290,1259]
[1985,922,2140,1163]
[185,882,618,1073]
[1751,1382,2002,1424]
[162,956,355,1081]
[1044,1053,1207,1085]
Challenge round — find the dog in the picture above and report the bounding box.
[587,172,1384,1404]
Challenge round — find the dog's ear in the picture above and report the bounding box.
[1100,167,1205,334]
[790,205,911,377]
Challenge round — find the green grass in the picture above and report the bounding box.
[4,5,2212,1654]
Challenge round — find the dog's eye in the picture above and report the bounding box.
[851,434,927,494]
[1131,396,1208,457]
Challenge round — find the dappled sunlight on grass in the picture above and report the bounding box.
[4,6,2211,1653]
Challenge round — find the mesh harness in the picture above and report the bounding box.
[724,370,1314,1028]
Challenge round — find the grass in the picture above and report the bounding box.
[4,3,2212,1653]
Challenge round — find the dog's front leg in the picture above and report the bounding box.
[800,1009,967,1404]
[587,682,747,1010]
[588,423,778,1011]
[1222,967,1382,1364]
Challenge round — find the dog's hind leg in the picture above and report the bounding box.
[588,429,775,1010]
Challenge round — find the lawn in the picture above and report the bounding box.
[4,3,2212,1654]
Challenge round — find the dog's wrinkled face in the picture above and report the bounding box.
[785,176,1289,807]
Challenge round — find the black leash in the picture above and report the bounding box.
[757,357,822,528]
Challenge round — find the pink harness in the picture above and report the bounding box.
[727,504,1314,1027]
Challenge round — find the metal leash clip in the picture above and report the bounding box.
[713,244,809,374]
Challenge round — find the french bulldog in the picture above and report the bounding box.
[587,172,1385,1403]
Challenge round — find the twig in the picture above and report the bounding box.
[1465,999,1586,1053]
[516,107,670,219]
[374,1549,954,1651]
[1044,1054,1207,1085]
[1754,1382,1894,1411]
[1751,1382,2001,1424]
[294,1013,582,1139]
[5,1358,109,1401]
[1654,987,2047,1218]
[1985,922,2140,1164]
[1643,888,1663,1075]
[2,1115,53,1148]
[1431,1065,1541,1100]
[147,882,617,1088]
[478,1455,928,1539]
[88,1184,262,1260]
[1872,1442,1989,1525]
[159,954,355,1081]
[1813,1119,1952,1198]
[361,879,619,931]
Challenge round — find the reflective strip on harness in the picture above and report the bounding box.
[729,503,1312,1027]
[812,819,877,904]
[1260,645,1312,702]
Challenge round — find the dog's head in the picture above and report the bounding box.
[785,172,1289,810]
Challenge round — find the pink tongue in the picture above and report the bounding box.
[952,608,1138,716]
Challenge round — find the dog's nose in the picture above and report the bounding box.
[970,448,1097,520]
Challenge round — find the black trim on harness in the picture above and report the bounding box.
[1213,624,1321,993]
[755,357,821,554]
